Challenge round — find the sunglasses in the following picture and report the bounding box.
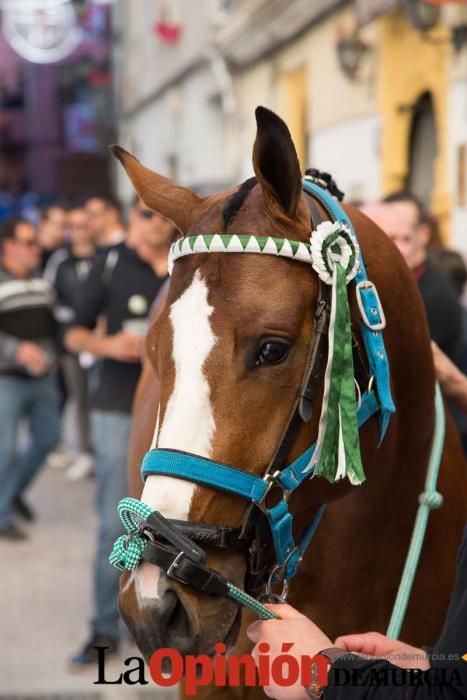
[137,208,155,220]
[15,238,38,248]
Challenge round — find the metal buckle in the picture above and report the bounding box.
[314,298,328,321]
[167,551,185,579]
[354,377,362,411]
[254,470,290,514]
[356,280,387,331]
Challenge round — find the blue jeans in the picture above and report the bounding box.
[0,373,60,528]
[91,410,131,639]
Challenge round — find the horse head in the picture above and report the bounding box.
[112,107,401,660]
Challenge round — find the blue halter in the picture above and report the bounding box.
[140,179,395,586]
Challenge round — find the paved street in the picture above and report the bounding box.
[0,464,178,699]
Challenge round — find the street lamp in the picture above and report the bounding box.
[403,0,440,31]
[336,34,369,80]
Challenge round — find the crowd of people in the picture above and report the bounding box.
[0,193,174,666]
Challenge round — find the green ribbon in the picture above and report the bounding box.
[307,242,365,485]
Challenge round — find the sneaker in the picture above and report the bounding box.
[14,496,35,522]
[0,523,28,540]
[69,632,119,667]
[66,453,95,481]
[46,446,75,470]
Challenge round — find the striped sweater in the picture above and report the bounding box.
[0,265,57,375]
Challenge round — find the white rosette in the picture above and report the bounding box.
[311,221,360,285]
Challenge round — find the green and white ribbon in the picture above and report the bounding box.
[304,221,365,485]
[168,234,313,274]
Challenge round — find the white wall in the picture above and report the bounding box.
[117,65,230,203]
[310,115,382,204]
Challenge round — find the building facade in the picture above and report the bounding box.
[115,0,467,253]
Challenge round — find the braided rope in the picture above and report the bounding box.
[110,498,279,620]
[227,584,278,620]
[386,383,445,639]
[109,498,153,571]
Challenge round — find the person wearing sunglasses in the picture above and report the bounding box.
[0,217,60,540]
[128,197,175,277]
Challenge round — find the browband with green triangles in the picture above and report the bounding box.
[168,234,313,274]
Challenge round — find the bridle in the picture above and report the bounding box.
[111,178,395,605]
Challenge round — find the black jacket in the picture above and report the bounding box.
[418,260,463,363]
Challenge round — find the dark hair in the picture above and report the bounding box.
[429,248,467,298]
[382,190,425,224]
[0,216,29,249]
[65,195,89,212]
[422,212,443,248]
[40,202,67,221]
[86,193,122,218]
[222,177,257,231]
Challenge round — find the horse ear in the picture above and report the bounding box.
[109,145,201,234]
[253,106,302,219]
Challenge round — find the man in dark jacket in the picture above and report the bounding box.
[65,204,173,665]
[365,193,462,363]
[0,217,60,539]
[44,203,96,478]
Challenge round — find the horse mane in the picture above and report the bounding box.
[222,176,257,231]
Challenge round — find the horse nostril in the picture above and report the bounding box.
[161,590,194,650]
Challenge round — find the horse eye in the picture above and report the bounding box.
[256,341,290,366]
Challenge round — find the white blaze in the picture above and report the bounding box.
[137,270,217,600]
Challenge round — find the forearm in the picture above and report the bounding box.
[431,341,467,414]
[439,366,467,414]
[65,327,110,358]
[448,376,467,414]
[0,330,19,365]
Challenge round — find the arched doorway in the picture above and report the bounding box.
[407,92,437,208]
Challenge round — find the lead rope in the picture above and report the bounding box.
[386,382,445,639]
[110,498,278,621]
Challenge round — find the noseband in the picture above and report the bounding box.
[111,178,395,605]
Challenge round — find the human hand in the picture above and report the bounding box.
[104,330,143,362]
[15,341,50,375]
[334,631,430,670]
[431,341,467,413]
[431,342,460,393]
[247,604,332,699]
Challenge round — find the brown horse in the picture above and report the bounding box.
[114,107,466,699]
